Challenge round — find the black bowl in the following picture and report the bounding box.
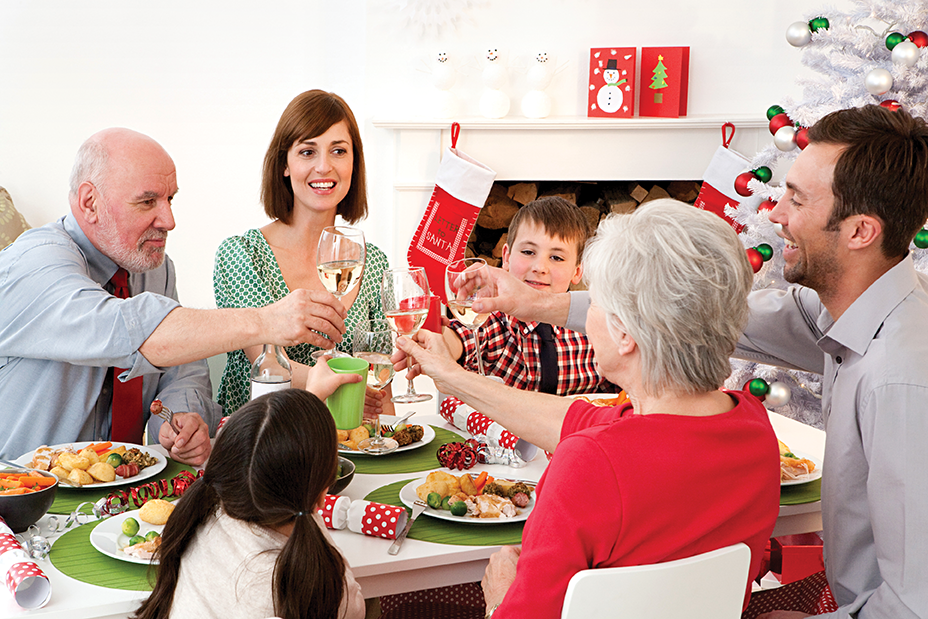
[329,456,355,495]
[0,467,58,533]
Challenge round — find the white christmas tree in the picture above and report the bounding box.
[723,0,928,429]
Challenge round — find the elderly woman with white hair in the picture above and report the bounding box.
[395,199,781,619]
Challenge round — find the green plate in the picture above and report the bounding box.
[780,478,821,505]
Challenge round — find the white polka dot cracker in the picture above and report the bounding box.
[443,396,538,461]
[347,500,407,540]
[0,519,51,609]
[317,494,350,530]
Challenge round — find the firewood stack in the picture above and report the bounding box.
[467,179,702,267]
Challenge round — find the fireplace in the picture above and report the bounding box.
[372,114,768,265]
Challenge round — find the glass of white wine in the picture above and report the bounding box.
[381,267,432,404]
[445,257,494,376]
[352,319,398,455]
[314,225,366,360]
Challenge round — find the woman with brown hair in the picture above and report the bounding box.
[214,90,392,414]
[133,388,365,619]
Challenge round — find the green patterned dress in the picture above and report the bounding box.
[213,229,390,413]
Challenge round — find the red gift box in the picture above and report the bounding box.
[639,46,689,118]
[769,533,825,585]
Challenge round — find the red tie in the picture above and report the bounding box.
[109,268,144,443]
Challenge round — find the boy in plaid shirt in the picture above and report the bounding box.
[444,197,614,395]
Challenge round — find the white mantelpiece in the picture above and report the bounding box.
[373,115,769,260]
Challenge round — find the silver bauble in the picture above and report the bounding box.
[774,125,798,151]
[766,382,792,407]
[865,68,893,95]
[786,21,813,47]
[891,40,920,68]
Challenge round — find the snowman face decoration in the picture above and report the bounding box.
[486,48,499,62]
[603,68,620,85]
[535,52,548,64]
[437,52,448,64]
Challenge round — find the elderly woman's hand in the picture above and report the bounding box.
[482,545,521,611]
[392,330,463,394]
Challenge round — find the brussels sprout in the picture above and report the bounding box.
[144,530,161,542]
[427,492,443,509]
[106,453,123,468]
[128,535,146,546]
[121,517,140,537]
[450,500,468,517]
[441,496,452,511]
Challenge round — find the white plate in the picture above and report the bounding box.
[399,476,534,525]
[339,422,435,456]
[89,509,163,565]
[15,442,168,489]
[781,453,823,486]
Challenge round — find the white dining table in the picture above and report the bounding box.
[2,377,825,618]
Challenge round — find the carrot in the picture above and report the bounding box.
[473,471,489,494]
[20,476,55,488]
[0,478,23,490]
[0,488,29,495]
[90,441,113,454]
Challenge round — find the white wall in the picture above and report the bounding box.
[0,0,831,308]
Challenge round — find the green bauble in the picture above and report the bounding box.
[914,228,928,249]
[886,32,906,50]
[766,105,785,121]
[753,166,773,183]
[748,378,770,397]
[809,16,830,32]
[756,243,774,261]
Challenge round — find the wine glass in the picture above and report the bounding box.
[381,267,433,404]
[353,319,398,455]
[313,225,366,360]
[445,258,494,376]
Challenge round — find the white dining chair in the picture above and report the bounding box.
[560,542,751,619]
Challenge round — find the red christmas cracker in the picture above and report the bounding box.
[317,495,350,530]
[347,501,407,540]
[0,517,51,609]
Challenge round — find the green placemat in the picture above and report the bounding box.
[780,478,821,505]
[49,518,156,591]
[343,426,464,474]
[49,459,195,514]
[365,479,525,546]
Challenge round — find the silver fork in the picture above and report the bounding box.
[388,499,426,555]
[381,411,415,435]
[151,399,182,435]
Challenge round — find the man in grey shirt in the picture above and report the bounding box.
[0,128,350,464]
[399,105,928,618]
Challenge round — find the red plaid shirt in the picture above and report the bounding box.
[450,311,615,395]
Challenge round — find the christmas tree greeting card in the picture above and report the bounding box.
[587,47,636,118]
[639,47,690,118]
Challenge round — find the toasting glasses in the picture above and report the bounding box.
[445,257,494,376]
[314,225,366,360]
[381,267,432,404]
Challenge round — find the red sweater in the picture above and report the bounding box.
[495,390,780,619]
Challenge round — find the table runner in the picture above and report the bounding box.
[49,518,155,591]
[344,426,464,474]
[780,478,821,505]
[365,480,525,546]
[48,459,195,514]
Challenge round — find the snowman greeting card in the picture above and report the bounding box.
[587,47,635,118]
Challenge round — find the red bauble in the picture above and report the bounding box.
[880,99,902,111]
[734,172,756,197]
[768,113,792,136]
[758,198,777,212]
[746,248,764,273]
[908,31,928,48]
[795,127,809,150]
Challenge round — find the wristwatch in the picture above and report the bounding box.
[485,603,501,619]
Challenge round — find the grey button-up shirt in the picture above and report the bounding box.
[0,213,222,458]
[737,255,928,618]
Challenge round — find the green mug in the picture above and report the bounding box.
[325,357,368,430]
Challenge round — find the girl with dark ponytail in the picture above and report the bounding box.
[133,389,365,619]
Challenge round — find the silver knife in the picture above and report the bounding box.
[389,499,426,555]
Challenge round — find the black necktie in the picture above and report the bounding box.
[536,323,558,394]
